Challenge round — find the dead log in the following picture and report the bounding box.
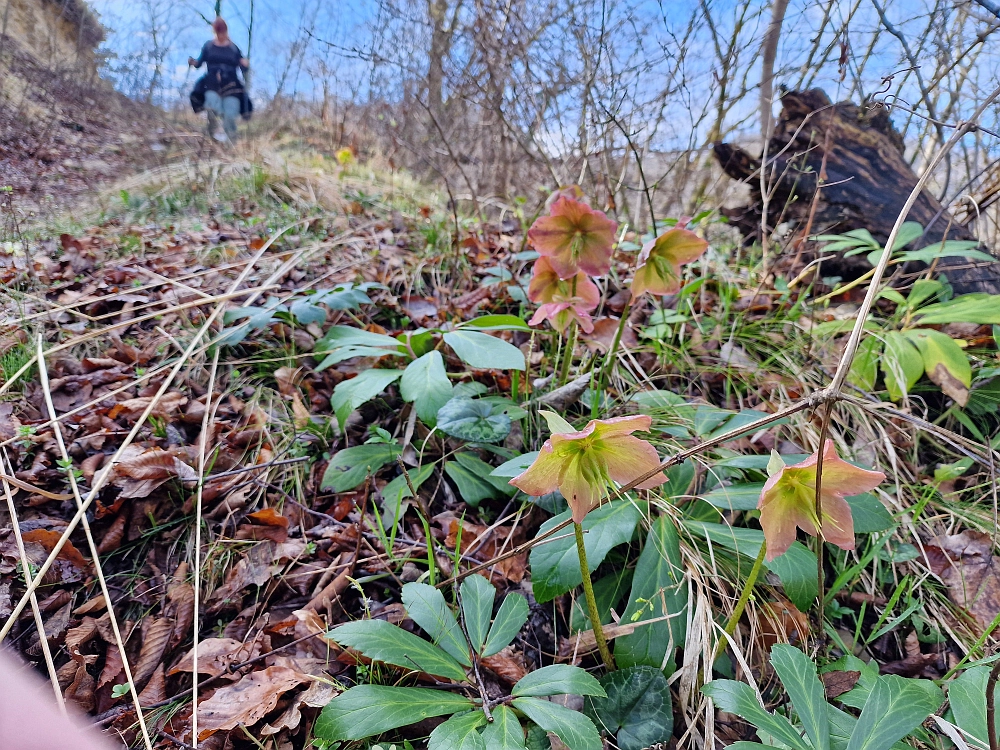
[713,88,1000,295]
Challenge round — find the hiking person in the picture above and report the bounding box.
[188,17,250,143]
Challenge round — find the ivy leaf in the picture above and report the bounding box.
[437,397,512,442]
[315,685,473,742]
[585,666,673,750]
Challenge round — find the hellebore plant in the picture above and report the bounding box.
[630,226,709,299]
[527,195,618,279]
[527,256,601,334]
[759,440,885,561]
[510,413,666,670]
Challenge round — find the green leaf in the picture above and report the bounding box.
[845,493,894,533]
[903,328,971,401]
[315,685,473,742]
[402,582,472,666]
[492,452,539,478]
[849,337,881,392]
[684,522,818,610]
[539,410,576,434]
[615,516,688,672]
[321,443,401,492]
[482,705,528,750]
[429,710,487,750]
[512,665,606,698]
[464,314,532,332]
[905,279,944,310]
[331,369,404,429]
[530,501,644,603]
[889,221,925,251]
[327,619,468,681]
[512,697,602,750]
[701,483,763,511]
[461,574,496,655]
[585,666,673,750]
[950,665,997,744]
[770,645,829,750]
[446,459,503,506]
[663,459,695,498]
[915,293,1000,325]
[896,241,993,264]
[483,593,530,657]
[401,351,454,424]
[444,330,526,370]
[317,325,402,351]
[380,464,435,530]
[846,675,942,750]
[525,723,551,750]
[570,569,633,632]
[438,397,512,443]
[316,344,408,370]
[880,332,923,401]
[701,680,811,750]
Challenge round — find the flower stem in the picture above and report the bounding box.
[713,539,766,661]
[558,320,578,385]
[592,301,631,418]
[575,521,615,671]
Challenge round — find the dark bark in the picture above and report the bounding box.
[713,88,1000,295]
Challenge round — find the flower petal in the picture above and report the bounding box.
[509,442,562,497]
[759,488,814,561]
[559,452,605,522]
[589,414,653,439]
[819,492,856,551]
[600,434,666,489]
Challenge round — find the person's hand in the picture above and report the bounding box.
[188,56,198,67]
[240,57,249,68]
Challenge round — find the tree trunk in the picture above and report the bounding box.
[713,88,1000,295]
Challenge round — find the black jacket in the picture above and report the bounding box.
[189,40,253,118]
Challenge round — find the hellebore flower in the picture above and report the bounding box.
[510,414,667,522]
[527,196,618,279]
[758,441,885,561]
[527,256,601,333]
[630,227,708,300]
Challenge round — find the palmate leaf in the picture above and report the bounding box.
[529,501,644,603]
[770,645,829,750]
[327,619,468,681]
[400,351,454,424]
[402,583,472,666]
[460,574,496,655]
[482,593,530,657]
[846,675,942,750]
[513,697,602,750]
[482,705,528,750]
[428,710,487,750]
[330,368,404,429]
[511,665,606,698]
[315,685,473,742]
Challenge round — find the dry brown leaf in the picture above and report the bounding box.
[582,316,639,352]
[137,664,166,704]
[821,671,860,699]
[481,646,528,685]
[132,617,172,690]
[166,576,195,649]
[65,617,99,664]
[927,363,969,406]
[21,529,89,571]
[63,661,96,713]
[261,680,338,735]
[197,666,309,739]
[99,642,125,690]
[169,637,263,678]
[235,507,290,543]
[925,530,1000,633]
[109,391,188,420]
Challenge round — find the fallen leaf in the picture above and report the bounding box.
[260,680,338,735]
[197,666,309,739]
[169,637,264,678]
[821,670,860,699]
[925,530,1000,633]
[235,507,290,543]
[132,617,172,690]
[21,529,89,570]
[581,316,639,353]
[481,646,528,685]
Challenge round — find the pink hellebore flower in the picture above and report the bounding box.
[527,256,601,334]
[630,227,709,300]
[758,441,885,561]
[527,196,618,280]
[510,415,667,522]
